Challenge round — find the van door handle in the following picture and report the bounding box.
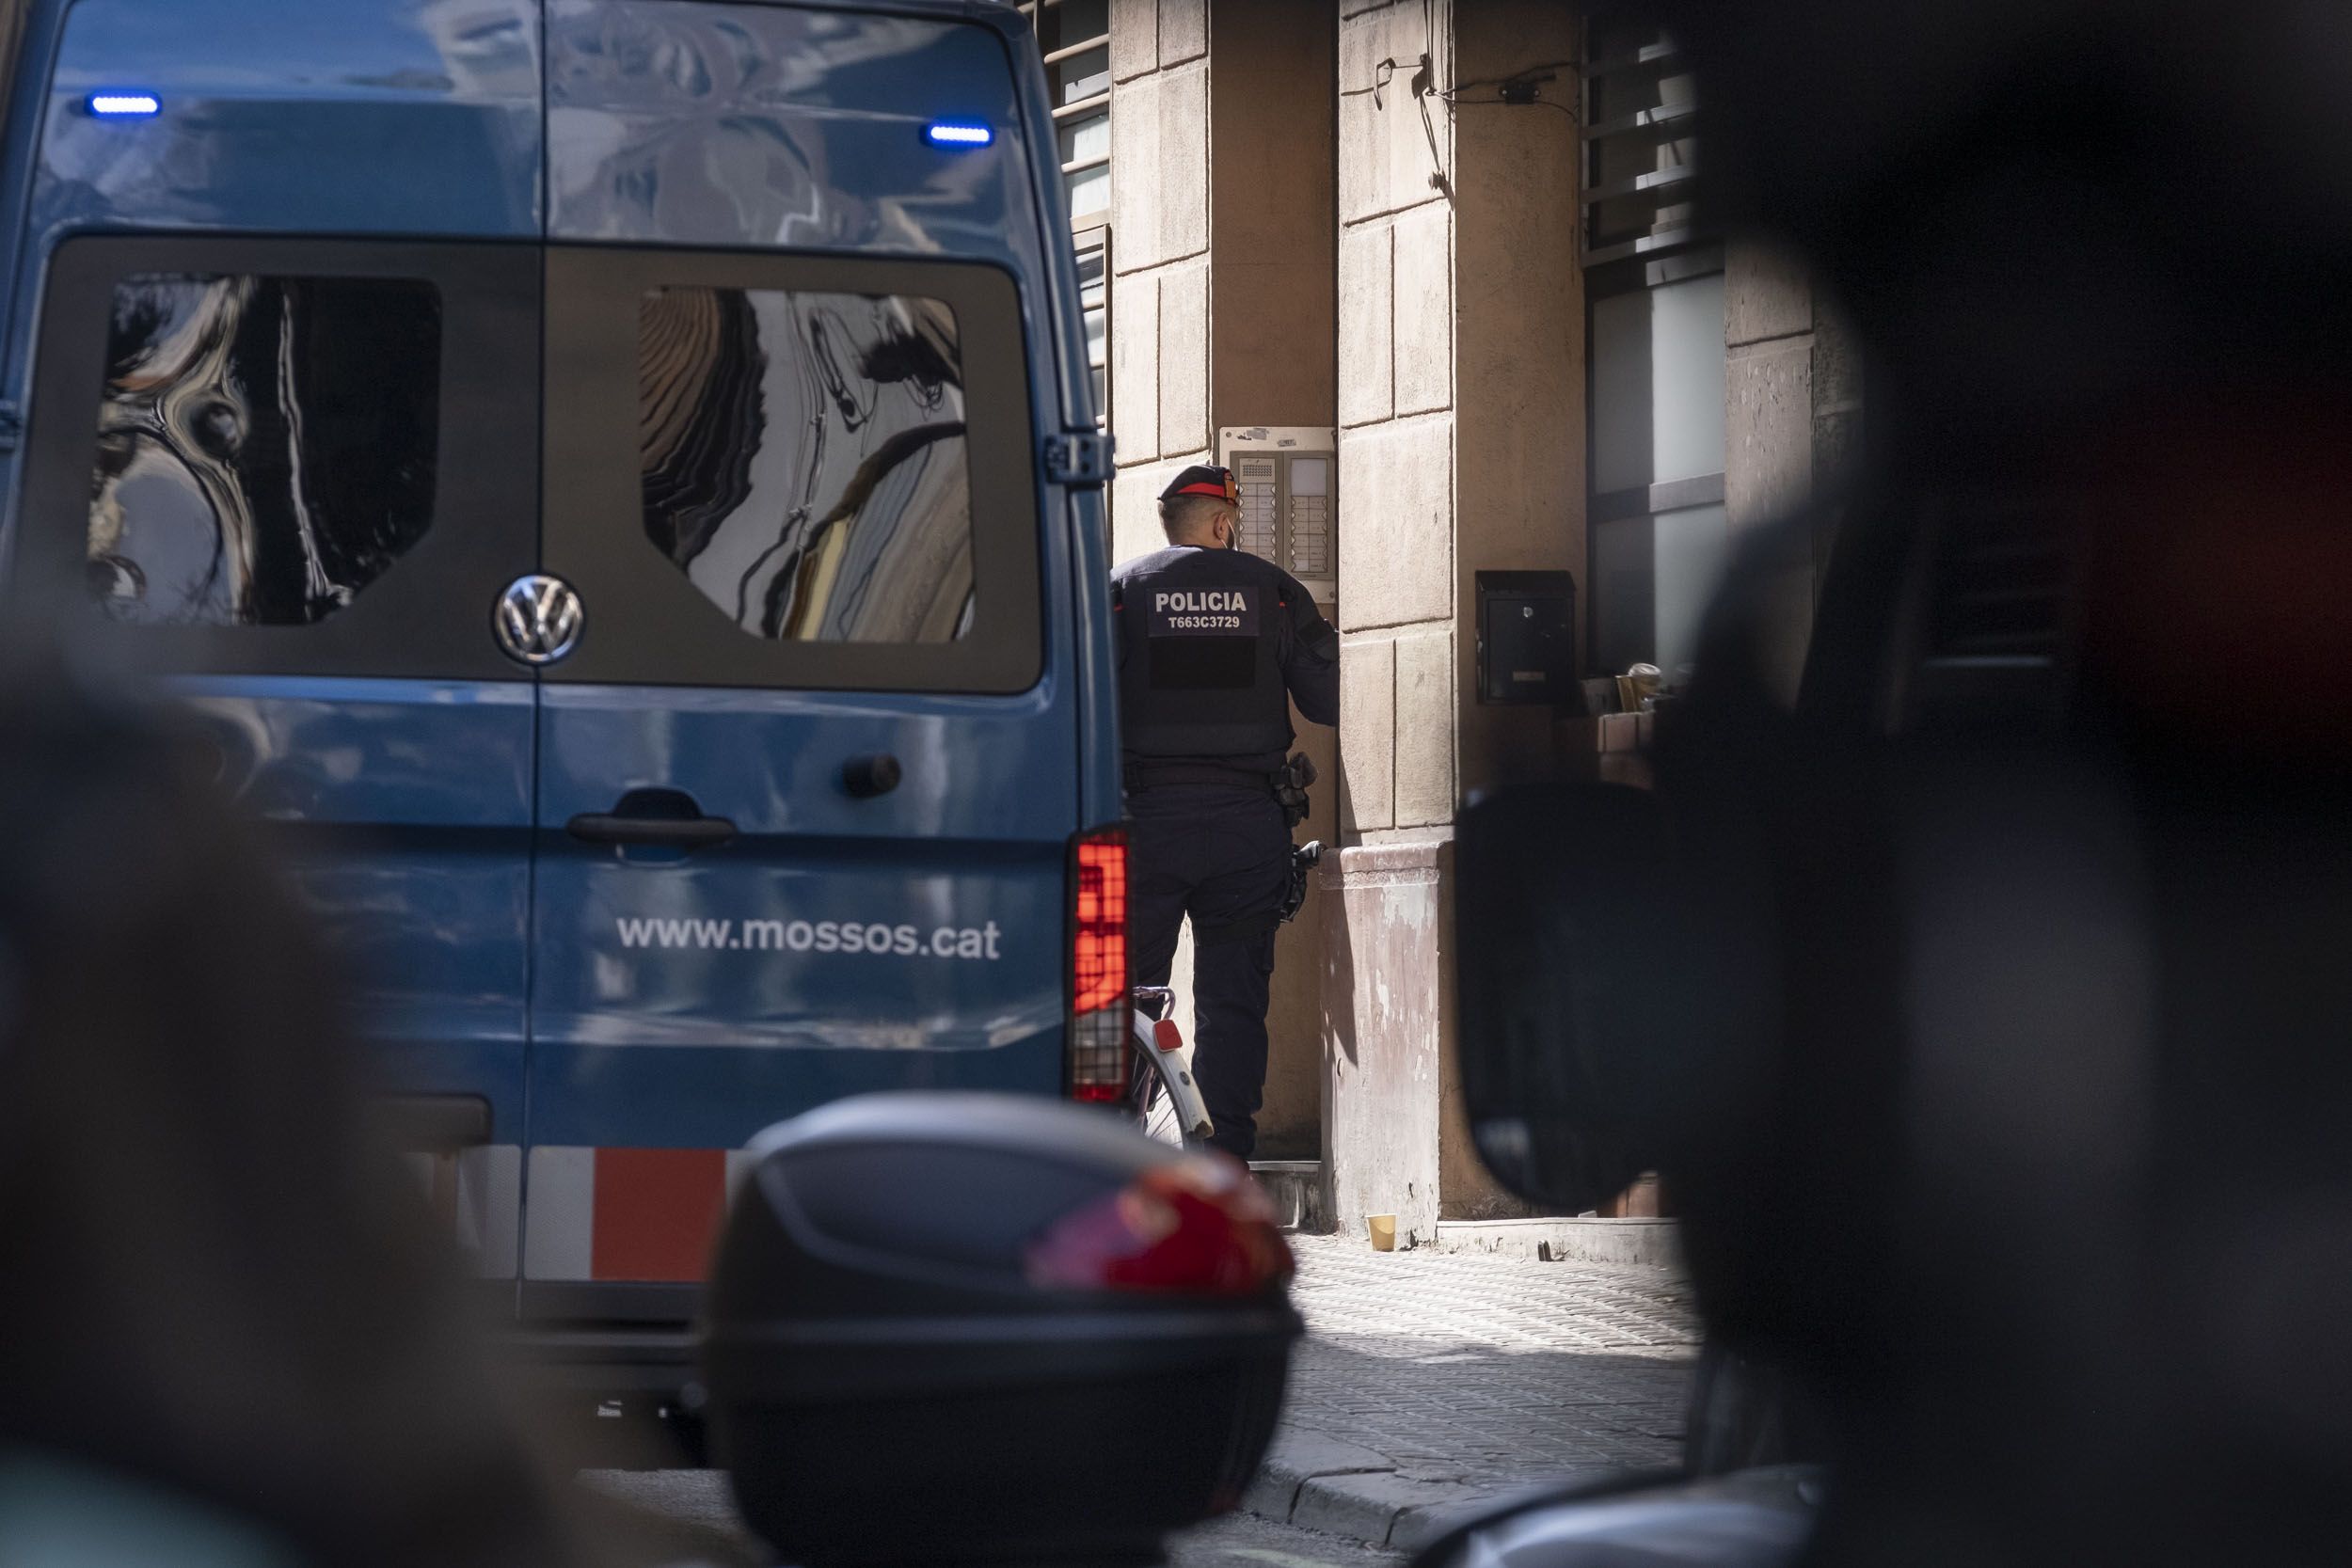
[567,814,737,847]
[567,788,737,847]
[842,753,903,798]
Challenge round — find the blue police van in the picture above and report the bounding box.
[0,0,1125,1393]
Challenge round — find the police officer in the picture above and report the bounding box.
[1114,465,1340,1158]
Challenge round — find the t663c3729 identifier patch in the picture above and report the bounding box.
[1147,586,1259,635]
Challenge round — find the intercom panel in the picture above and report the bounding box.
[1217,426,1337,601]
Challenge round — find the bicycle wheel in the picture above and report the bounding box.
[1140,1072,1186,1146]
[1128,1035,1188,1147]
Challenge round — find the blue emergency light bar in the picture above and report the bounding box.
[87,93,162,117]
[924,121,993,148]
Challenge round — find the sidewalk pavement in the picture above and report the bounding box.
[1247,1233,1703,1552]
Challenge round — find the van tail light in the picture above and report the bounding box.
[1066,824,1130,1103]
[1025,1154,1295,1296]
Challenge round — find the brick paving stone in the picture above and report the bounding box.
[1277,1235,1704,1489]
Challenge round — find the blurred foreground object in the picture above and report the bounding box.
[0,642,584,1567]
[1453,0,2352,1563]
[703,1092,1298,1568]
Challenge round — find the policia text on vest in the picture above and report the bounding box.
[1112,465,1340,1159]
[1150,589,1253,631]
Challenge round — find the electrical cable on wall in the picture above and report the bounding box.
[1437,63,1581,124]
[1341,55,1397,104]
[1341,51,1453,199]
[1418,72,1453,198]
[1341,18,1577,200]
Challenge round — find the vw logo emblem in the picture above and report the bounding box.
[493,575,583,665]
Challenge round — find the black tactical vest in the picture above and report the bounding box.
[1113,546,1296,762]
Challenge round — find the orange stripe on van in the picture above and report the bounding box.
[591,1147,729,1281]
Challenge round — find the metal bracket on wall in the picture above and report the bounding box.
[1043,430,1115,488]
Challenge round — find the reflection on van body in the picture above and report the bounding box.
[638,287,974,643]
[88,274,442,626]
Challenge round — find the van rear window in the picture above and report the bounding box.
[87,275,441,626]
[638,287,974,645]
[539,248,1040,694]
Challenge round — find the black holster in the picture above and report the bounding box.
[1272,751,1317,830]
[1279,840,1325,926]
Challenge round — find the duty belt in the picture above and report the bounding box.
[1122,757,1275,792]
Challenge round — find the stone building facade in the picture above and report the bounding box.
[1026,0,1845,1241]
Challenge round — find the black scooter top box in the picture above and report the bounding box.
[702,1093,1300,1567]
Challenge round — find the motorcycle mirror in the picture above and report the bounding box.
[700,1092,1301,1568]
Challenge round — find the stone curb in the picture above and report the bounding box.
[1427,1216,1683,1269]
[1244,1423,1621,1553]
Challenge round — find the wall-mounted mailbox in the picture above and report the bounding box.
[1476,571,1577,705]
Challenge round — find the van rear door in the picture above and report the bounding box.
[10,236,543,1277]
[516,253,1071,1293]
[512,0,1097,1303]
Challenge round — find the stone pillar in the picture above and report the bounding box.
[1323,0,1586,1241]
[1327,0,1457,1244]
[1322,838,1449,1236]
[1723,241,1862,697]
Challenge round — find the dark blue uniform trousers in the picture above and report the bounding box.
[1127,783,1293,1159]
